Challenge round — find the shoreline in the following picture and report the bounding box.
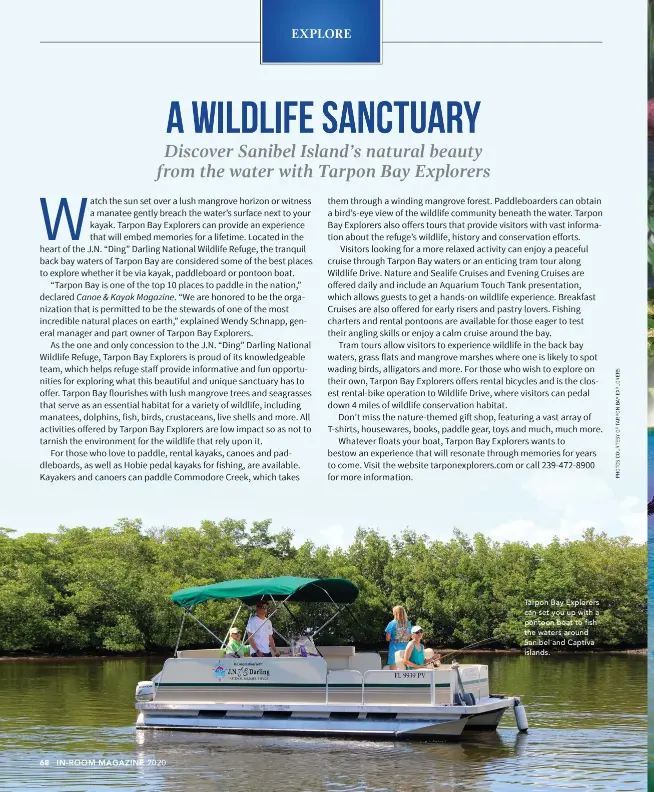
[0,647,646,661]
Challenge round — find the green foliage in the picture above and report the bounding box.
[0,519,645,653]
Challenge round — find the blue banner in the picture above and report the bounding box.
[261,0,382,64]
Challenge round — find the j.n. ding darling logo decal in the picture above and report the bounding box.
[213,661,271,682]
[229,663,271,681]
[215,660,272,682]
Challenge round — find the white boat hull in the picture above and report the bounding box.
[136,710,470,739]
[135,654,525,739]
[136,697,515,740]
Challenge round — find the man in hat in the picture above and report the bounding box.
[246,601,278,657]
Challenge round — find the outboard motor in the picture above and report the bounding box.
[452,662,476,706]
[135,681,155,701]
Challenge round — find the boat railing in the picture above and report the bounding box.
[325,669,363,704]
[326,668,439,706]
[361,669,371,705]
[362,668,438,706]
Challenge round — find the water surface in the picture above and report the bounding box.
[0,653,645,791]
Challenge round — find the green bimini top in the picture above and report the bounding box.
[170,576,359,609]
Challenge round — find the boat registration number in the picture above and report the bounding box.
[393,671,426,679]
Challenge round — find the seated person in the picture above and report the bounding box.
[225,627,249,657]
[403,626,441,668]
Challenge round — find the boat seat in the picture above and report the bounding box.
[348,653,382,673]
[393,647,435,670]
[176,649,226,658]
[316,646,355,656]
[315,646,355,670]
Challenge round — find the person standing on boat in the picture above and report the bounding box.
[385,605,412,670]
[403,626,441,668]
[246,601,278,657]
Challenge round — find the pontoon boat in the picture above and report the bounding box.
[135,577,528,740]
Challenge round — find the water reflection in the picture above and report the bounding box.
[0,654,646,791]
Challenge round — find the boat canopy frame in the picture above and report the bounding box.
[169,576,359,655]
[170,576,359,608]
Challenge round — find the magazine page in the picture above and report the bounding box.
[1,1,646,790]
